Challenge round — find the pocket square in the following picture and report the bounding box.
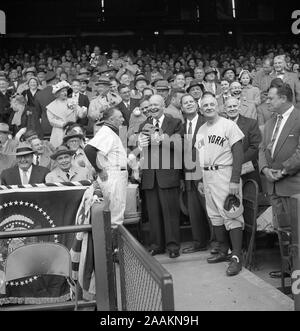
[288,134,295,137]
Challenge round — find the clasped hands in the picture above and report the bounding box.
[263,167,285,182]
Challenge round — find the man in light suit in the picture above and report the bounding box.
[259,82,300,229]
[46,145,90,183]
[0,142,49,185]
[269,55,300,105]
[180,94,210,253]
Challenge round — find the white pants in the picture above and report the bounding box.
[97,170,128,228]
[203,167,244,230]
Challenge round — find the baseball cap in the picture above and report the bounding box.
[223,194,244,219]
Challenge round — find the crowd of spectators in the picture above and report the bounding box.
[1,39,300,277]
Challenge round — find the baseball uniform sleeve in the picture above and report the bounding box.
[88,127,114,156]
[227,121,244,147]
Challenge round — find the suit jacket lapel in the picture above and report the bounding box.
[161,115,169,133]
[29,165,37,184]
[273,109,298,158]
[192,115,204,146]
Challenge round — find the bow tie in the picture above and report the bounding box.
[276,71,285,75]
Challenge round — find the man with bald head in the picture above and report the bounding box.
[269,55,300,104]
[225,96,262,189]
[138,94,183,258]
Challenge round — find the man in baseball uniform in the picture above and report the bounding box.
[195,94,245,276]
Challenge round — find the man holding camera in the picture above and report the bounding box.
[138,94,183,258]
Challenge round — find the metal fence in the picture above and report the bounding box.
[117,224,174,311]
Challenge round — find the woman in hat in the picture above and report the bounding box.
[46,81,86,148]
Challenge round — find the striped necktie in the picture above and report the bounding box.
[187,121,193,140]
[269,114,283,156]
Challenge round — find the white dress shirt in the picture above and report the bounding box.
[19,166,33,185]
[186,113,199,137]
[271,105,294,156]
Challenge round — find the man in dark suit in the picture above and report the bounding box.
[0,142,49,185]
[269,55,300,104]
[138,94,183,258]
[117,84,140,127]
[259,83,300,228]
[225,96,262,190]
[71,78,90,127]
[180,94,211,253]
[34,71,58,139]
[0,77,12,125]
[7,69,22,95]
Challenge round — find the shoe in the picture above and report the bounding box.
[207,252,229,264]
[148,248,165,256]
[226,256,242,276]
[182,245,207,254]
[269,270,291,279]
[210,247,219,255]
[169,251,180,258]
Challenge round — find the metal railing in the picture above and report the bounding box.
[117,224,174,311]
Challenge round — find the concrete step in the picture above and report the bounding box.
[155,250,294,311]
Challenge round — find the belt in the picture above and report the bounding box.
[106,167,127,171]
[203,165,231,171]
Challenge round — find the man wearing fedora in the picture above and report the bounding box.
[34,71,58,139]
[155,80,170,104]
[45,145,90,183]
[88,76,118,134]
[186,79,205,103]
[132,75,149,100]
[203,68,221,97]
[0,123,18,175]
[63,129,94,177]
[0,142,49,185]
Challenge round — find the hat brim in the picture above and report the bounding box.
[186,83,203,93]
[135,78,149,86]
[63,133,84,143]
[14,151,35,156]
[0,129,11,134]
[50,150,76,160]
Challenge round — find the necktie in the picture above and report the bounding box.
[155,119,160,129]
[269,114,283,156]
[66,172,70,180]
[187,121,193,140]
[36,155,40,166]
[22,171,29,185]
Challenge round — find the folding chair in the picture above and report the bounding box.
[3,242,79,310]
[242,179,259,270]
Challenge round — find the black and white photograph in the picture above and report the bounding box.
[0,0,300,315]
